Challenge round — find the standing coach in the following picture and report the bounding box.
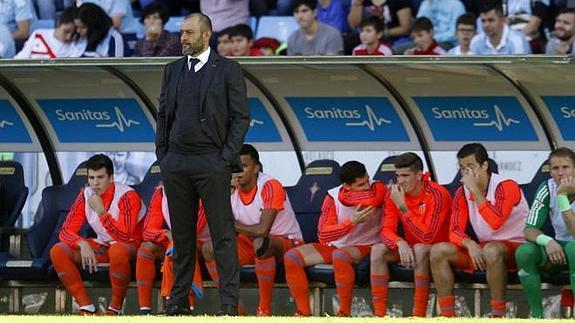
[155,13,250,316]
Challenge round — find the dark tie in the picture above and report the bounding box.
[189,58,200,72]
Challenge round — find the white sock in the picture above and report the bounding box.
[80,304,96,313]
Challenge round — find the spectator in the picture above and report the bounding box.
[16,6,85,58]
[288,0,344,55]
[416,0,466,45]
[352,16,393,55]
[200,0,249,32]
[447,13,476,55]
[505,0,551,43]
[76,0,141,35]
[76,3,126,57]
[216,26,234,56]
[405,17,446,55]
[34,0,75,20]
[0,24,15,58]
[1,0,36,41]
[230,23,263,56]
[133,2,181,57]
[545,7,575,54]
[253,37,281,55]
[470,0,531,54]
[348,0,412,44]
[318,0,351,33]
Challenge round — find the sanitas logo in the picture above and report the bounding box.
[0,120,14,128]
[560,106,575,119]
[432,104,519,131]
[249,119,264,127]
[56,106,140,133]
[304,104,391,131]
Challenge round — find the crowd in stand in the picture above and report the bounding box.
[0,0,573,58]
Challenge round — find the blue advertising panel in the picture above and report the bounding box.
[541,96,575,141]
[414,96,537,141]
[0,100,32,143]
[246,98,282,143]
[37,99,155,143]
[285,97,409,142]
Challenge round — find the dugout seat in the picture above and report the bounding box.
[0,161,29,229]
[0,161,89,281]
[520,160,550,206]
[372,155,398,185]
[131,161,161,208]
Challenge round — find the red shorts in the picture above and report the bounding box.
[237,234,302,265]
[308,243,371,264]
[452,241,521,273]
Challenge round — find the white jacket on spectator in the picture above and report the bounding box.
[15,29,86,58]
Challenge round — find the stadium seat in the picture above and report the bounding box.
[444,158,499,196]
[255,16,298,43]
[131,161,161,208]
[372,155,398,185]
[31,19,55,32]
[0,161,89,281]
[241,160,341,283]
[0,161,28,229]
[249,16,257,34]
[520,160,550,206]
[165,16,184,33]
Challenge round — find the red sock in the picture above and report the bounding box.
[561,289,574,307]
[491,299,506,317]
[332,249,355,316]
[50,242,92,306]
[370,274,389,317]
[255,257,276,314]
[438,295,455,317]
[413,275,430,317]
[191,260,204,300]
[108,243,135,310]
[136,247,156,309]
[284,248,310,315]
[206,260,219,288]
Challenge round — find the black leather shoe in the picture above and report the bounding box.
[216,304,238,316]
[163,304,193,316]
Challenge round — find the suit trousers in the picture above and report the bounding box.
[160,151,239,308]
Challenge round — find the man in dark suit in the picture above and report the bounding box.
[155,13,250,316]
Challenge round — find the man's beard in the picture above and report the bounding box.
[556,29,573,42]
[182,36,204,56]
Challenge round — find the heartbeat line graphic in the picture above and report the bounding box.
[250,119,264,127]
[473,105,519,131]
[96,106,140,133]
[0,120,14,128]
[345,104,391,131]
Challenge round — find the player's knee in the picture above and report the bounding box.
[253,237,273,259]
[138,241,156,252]
[109,243,133,263]
[514,243,538,267]
[50,242,71,262]
[482,242,506,264]
[430,242,454,263]
[563,241,575,262]
[370,243,389,263]
[332,249,352,264]
[414,243,432,262]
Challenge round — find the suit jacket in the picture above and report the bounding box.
[156,50,250,171]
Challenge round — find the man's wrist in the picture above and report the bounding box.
[558,194,572,212]
[536,234,553,247]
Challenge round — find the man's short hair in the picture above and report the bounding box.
[457,143,489,166]
[479,0,504,16]
[58,6,78,26]
[360,15,384,33]
[185,13,212,33]
[394,153,423,172]
[456,13,477,28]
[549,147,575,165]
[140,2,170,25]
[558,8,575,17]
[411,17,434,33]
[340,161,367,185]
[240,144,260,165]
[293,0,316,12]
[218,26,235,38]
[229,24,254,41]
[86,154,114,176]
